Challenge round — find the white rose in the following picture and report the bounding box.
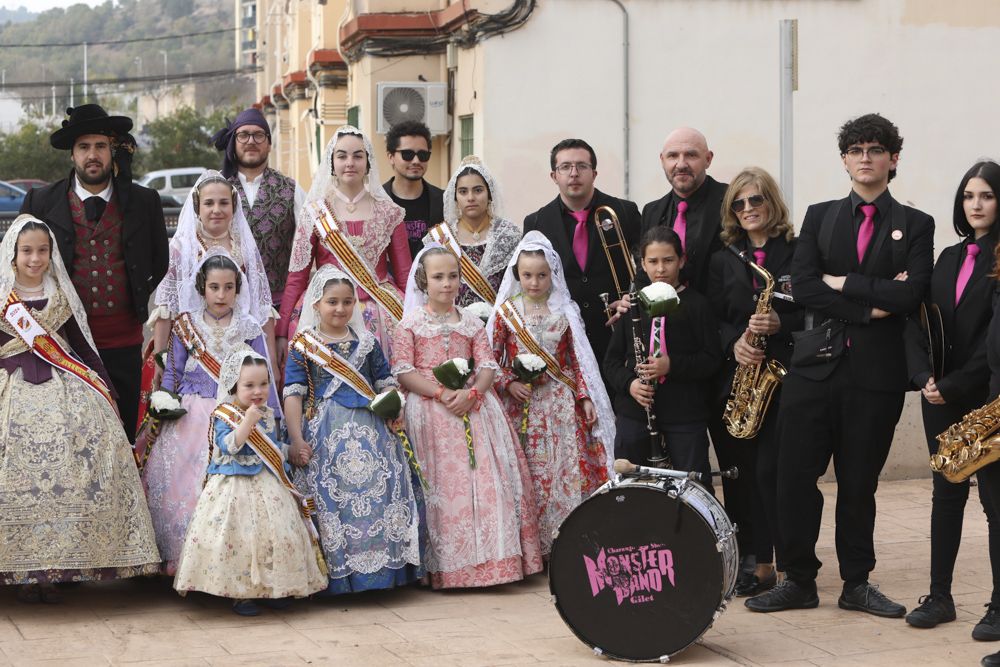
[641,282,678,303]
[150,390,180,412]
[465,302,493,321]
[451,357,470,375]
[516,353,546,373]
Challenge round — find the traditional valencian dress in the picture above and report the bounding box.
[174,349,325,599]
[487,232,616,556]
[392,293,543,588]
[0,217,160,585]
[141,250,281,575]
[280,126,412,355]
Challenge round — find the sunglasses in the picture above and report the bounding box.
[397,149,431,162]
[730,195,766,213]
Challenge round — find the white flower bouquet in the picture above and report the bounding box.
[433,357,477,468]
[148,390,187,421]
[512,353,547,447]
[369,389,427,489]
[638,282,681,317]
[465,301,493,324]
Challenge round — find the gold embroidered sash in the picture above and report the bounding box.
[2,290,116,408]
[497,298,577,393]
[172,312,223,380]
[289,329,375,399]
[308,200,404,322]
[426,222,497,304]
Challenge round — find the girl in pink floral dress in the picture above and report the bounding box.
[392,246,543,588]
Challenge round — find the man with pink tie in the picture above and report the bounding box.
[638,128,728,293]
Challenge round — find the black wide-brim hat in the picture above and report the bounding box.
[50,104,133,150]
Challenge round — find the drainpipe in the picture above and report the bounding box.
[603,0,629,199]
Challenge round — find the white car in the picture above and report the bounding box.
[137,167,207,206]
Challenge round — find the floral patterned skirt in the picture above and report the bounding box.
[0,368,160,584]
[173,471,327,599]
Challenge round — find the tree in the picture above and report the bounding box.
[0,121,69,182]
[135,105,234,176]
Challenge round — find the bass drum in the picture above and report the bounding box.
[549,476,738,662]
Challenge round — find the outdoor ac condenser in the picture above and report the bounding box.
[376,82,448,136]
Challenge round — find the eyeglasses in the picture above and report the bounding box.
[730,195,766,213]
[397,149,431,162]
[555,162,593,175]
[843,145,888,159]
[235,131,268,144]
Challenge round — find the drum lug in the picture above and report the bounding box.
[549,594,557,605]
[592,647,604,657]
[657,654,670,663]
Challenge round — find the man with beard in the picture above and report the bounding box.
[21,104,169,442]
[639,127,728,292]
[212,108,305,311]
[382,120,444,260]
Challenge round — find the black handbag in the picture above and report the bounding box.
[791,319,846,367]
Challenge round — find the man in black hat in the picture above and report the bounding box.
[21,104,170,442]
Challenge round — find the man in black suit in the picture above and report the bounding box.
[746,113,933,618]
[21,105,170,441]
[523,138,641,372]
[639,127,728,292]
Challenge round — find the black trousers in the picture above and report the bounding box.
[776,363,904,586]
[615,416,712,493]
[923,398,1000,604]
[98,344,142,443]
[711,391,781,568]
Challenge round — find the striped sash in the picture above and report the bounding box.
[497,298,577,393]
[289,329,375,400]
[308,199,404,322]
[3,290,115,408]
[426,222,497,304]
[172,312,222,380]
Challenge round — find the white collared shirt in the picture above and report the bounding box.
[73,174,113,202]
[238,170,263,207]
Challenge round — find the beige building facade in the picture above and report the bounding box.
[250,0,1000,479]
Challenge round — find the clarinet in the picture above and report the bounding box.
[630,287,667,465]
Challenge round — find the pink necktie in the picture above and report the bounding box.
[649,316,667,384]
[955,243,980,304]
[674,200,689,251]
[856,204,877,264]
[571,208,590,271]
[752,248,766,289]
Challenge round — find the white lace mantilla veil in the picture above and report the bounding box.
[486,230,616,475]
[216,344,268,403]
[0,214,98,353]
[288,125,391,274]
[438,156,520,281]
[401,242,446,316]
[295,265,366,334]
[177,246,256,322]
[155,169,272,326]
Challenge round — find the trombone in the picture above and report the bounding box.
[594,205,636,321]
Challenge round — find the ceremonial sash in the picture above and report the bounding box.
[212,403,318,535]
[172,312,223,380]
[426,222,497,304]
[308,200,404,322]
[497,299,577,393]
[2,291,115,408]
[289,329,375,400]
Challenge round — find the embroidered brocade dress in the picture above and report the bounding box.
[492,299,611,555]
[392,307,543,588]
[285,328,424,594]
[279,199,412,356]
[0,294,160,584]
[141,313,280,574]
[173,405,326,599]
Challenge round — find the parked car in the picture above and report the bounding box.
[137,167,206,207]
[7,179,48,192]
[0,180,26,212]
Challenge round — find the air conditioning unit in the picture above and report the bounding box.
[376,82,448,136]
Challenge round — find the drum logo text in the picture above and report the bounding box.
[583,544,676,605]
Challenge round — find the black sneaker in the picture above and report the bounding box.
[905,594,956,628]
[974,605,1000,641]
[838,582,906,618]
[735,570,778,597]
[982,649,1000,666]
[745,579,819,612]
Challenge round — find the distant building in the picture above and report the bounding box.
[235,0,258,69]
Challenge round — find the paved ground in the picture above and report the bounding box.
[0,479,994,666]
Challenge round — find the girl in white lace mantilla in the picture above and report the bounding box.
[173,347,325,614]
[0,215,160,599]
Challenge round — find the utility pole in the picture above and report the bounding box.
[70,77,74,107]
[160,50,168,86]
[83,42,88,102]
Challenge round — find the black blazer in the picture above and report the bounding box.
[20,173,170,324]
[603,286,722,425]
[639,175,728,293]
[707,236,803,399]
[906,232,996,409]
[523,189,641,364]
[790,192,934,391]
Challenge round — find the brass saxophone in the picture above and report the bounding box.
[722,245,788,439]
[931,396,1000,482]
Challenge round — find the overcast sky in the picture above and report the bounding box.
[2,1,104,11]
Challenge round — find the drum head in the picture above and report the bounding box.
[549,483,724,662]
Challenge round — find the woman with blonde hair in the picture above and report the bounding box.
[707,167,802,596]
